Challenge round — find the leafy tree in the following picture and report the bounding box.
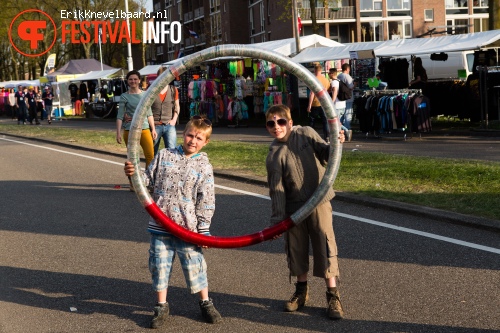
[490,0,499,30]
[277,0,320,34]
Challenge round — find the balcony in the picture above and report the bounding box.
[184,34,206,48]
[184,11,193,22]
[330,6,355,19]
[298,6,355,20]
[194,7,204,19]
[298,8,326,20]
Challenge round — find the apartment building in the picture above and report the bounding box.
[149,0,250,63]
[296,0,490,43]
[148,0,490,64]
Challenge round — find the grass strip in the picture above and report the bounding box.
[1,123,499,220]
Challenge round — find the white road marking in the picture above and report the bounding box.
[334,212,500,255]
[3,136,499,255]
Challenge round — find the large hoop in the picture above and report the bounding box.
[127,45,342,248]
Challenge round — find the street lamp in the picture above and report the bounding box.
[125,0,134,70]
[98,27,104,71]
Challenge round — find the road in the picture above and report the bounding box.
[0,137,499,333]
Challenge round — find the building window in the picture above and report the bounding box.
[388,20,412,39]
[164,0,172,7]
[387,0,411,17]
[210,12,222,42]
[249,8,254,34]
[424,9,434,21]
[387,0,410,10]
[260,2,265,32]
[360,0,382,17]
[210,0,220,13]
[157,45,163,55]
[447,19,469,35]
[473,0,488,13]
[445,0,467,8]
[360,0,382,11]
[360,21,383,42]
[445,0,468,14]
[329,24,350,43]
[473,17,489,32]
[473,0,488,7]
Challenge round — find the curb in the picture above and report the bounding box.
[2,131,499,233]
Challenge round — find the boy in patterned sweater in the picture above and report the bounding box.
[124,116,221,329]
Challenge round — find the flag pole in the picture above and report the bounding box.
[292,0,301,54]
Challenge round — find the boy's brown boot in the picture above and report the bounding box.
[284,282,309,312]
[150,302,169,329]
[326,288,344,320]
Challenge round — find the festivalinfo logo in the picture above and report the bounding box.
[9,8,181,57]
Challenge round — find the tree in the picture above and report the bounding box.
[277,0,322,34]
[490,0,499,30]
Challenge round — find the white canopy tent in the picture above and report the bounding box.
[292,40,395,63]
[70,69,126,81]
[292,30,500,63]
[249,34,343,56]
[138,65,162,75]
[162,34,345,65]
[1,79,41,89]
[376,30,500,57]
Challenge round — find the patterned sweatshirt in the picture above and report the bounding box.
[142,145,215,235]
[266,126,335,225]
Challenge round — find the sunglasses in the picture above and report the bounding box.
[266,118,288,128]
[192,115,212,127]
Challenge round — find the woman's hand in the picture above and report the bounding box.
[124,161,135,176]
[338,130,345,144]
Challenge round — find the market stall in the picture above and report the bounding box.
[291,30,500,131]
[68,68,127,118]
[164,34,343,125]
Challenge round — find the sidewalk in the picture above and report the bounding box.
[1,125,499,233]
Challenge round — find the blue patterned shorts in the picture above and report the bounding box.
[149,233,208,294]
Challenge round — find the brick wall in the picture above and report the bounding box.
[412,0,446,37]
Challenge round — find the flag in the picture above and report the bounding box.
[189,29,199,38]
[174,49,185,59]
[43,53,56,76]
[297,13,302,34]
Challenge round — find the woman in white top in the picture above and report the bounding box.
[328,68,351,141]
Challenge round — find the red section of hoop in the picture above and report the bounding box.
[145,202,294,248]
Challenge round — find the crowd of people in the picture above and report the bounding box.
[2,85,54,125]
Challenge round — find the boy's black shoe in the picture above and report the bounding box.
[284,282,309,312]
[199,299,222,324]
[150,302,169,329]
[326,288,344,320]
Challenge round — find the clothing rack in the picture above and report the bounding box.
[363,88,422,96]
[357,88,429,140]
[487,66,500,73]
[428,78,464,83]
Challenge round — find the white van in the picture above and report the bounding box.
[408,51,475,81]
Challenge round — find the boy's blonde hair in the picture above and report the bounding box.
[266,104,292,121]
[184,118,213,140]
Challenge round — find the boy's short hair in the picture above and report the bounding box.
[266,104,292,121]
[329,68,337,74]
[314,63,323,72]
[184,118,213,140]
[341,63,351,72]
